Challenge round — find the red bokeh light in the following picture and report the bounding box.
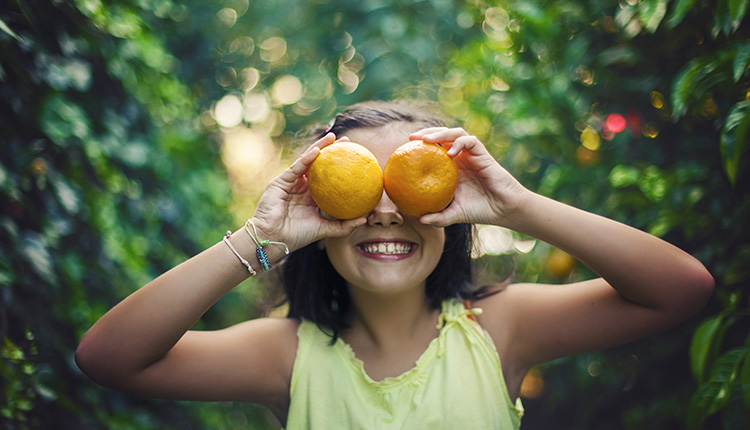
[605,113,627,134]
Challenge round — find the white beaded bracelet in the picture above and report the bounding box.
[222,230,257,276]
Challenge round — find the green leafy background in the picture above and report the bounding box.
[1,0,748,428]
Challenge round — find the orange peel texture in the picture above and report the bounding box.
[383,140,458,217]
[307,141,384,220]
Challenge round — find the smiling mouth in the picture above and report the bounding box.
[358,241,415,256]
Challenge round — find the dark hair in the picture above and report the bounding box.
[279,101,476,340]
[312,100,451,140]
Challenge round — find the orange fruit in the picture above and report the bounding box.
[545,248,577,278]
[307,141,384,220]
[383,140,458,217]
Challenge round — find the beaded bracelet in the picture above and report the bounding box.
[222,230,257,276]
[244,219,290,271]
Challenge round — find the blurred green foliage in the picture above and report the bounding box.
[1,0,749,429]
[441,1,750,429]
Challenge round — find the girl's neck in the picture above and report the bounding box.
[343,287,440,352]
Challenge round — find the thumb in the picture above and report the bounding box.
[419,212,453,228]
[320,216,367,238]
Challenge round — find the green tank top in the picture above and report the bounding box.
[285,299,523,429]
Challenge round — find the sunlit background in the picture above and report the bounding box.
[2,0,750,429]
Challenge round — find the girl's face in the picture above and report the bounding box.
[323,124,446,297]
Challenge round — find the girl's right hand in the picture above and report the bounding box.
[250,133,366,254]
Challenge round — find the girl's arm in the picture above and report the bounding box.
[410,127,714,389]
[75,133,365,409]
[488,192,714,363]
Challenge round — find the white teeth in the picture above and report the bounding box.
[362,242,413,255]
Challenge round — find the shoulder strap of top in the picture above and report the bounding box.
[461,298,479,322]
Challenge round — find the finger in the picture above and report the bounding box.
[448,135,489,157]
[420,127,470,145]
[419,211,455,228]
[419,200,466,227]
[410,127,448,140]
[277,145,321,185]
[312,132,337,150]
[321,217,367,237]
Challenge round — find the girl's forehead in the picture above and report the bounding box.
[345,125,413,165]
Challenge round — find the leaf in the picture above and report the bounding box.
[687,348,747,430]
[713,0,733,37]
[671,48,735,119]
[0,17,23,43]
[729,0,750,32]
[741,344,750,418]
[39,95,91,146]
[666,0,700,28]
[671,57,716,119]
[19,231,57,285]
[638,0,669,33]
[598,45,641,67]
[732,43,750,82]
[691,316,723,383]
[720,101,750,185]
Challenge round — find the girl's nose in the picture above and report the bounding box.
[367,191,403,226]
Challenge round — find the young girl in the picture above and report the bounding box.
[75,101,714,429]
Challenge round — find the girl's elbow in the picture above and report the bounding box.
[75,338,121,390]
[75,340,105,385]
[680,264,715,316]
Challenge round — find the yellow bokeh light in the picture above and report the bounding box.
[337,67,359,94]
[490,76,510,91]
[271,75,303,105]
[576,145,599,166]
[259,36,287,63]
[243,92,270,123]
[574,65,595,86]
[520,367,544,399]
[213,94,244,128]
[243,67,260,92]
[438,85,464,108]
[580,126,601,151]
[464,114,492,141]
[643,123,659,138]
[216,8,237,28]
[221,127,285,221]
[650,91,665,109]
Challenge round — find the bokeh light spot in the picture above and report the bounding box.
[490,76,510,91]
[643,123,659,138]
[576,145,599,166]
[271,75,303,105]
[216,8,238,28]
[243,92,270,123]
[588,360,603,377]
[260,36,287,63]
[213,94,243,128]
[605,113,627,134]
[650,91,665,109]
[243,67,260,91]
[580,126,601,150]
[520,367,544,399]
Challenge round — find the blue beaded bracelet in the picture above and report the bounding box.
[244,220,289,271]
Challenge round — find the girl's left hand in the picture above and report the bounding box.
[409,127,530,227]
